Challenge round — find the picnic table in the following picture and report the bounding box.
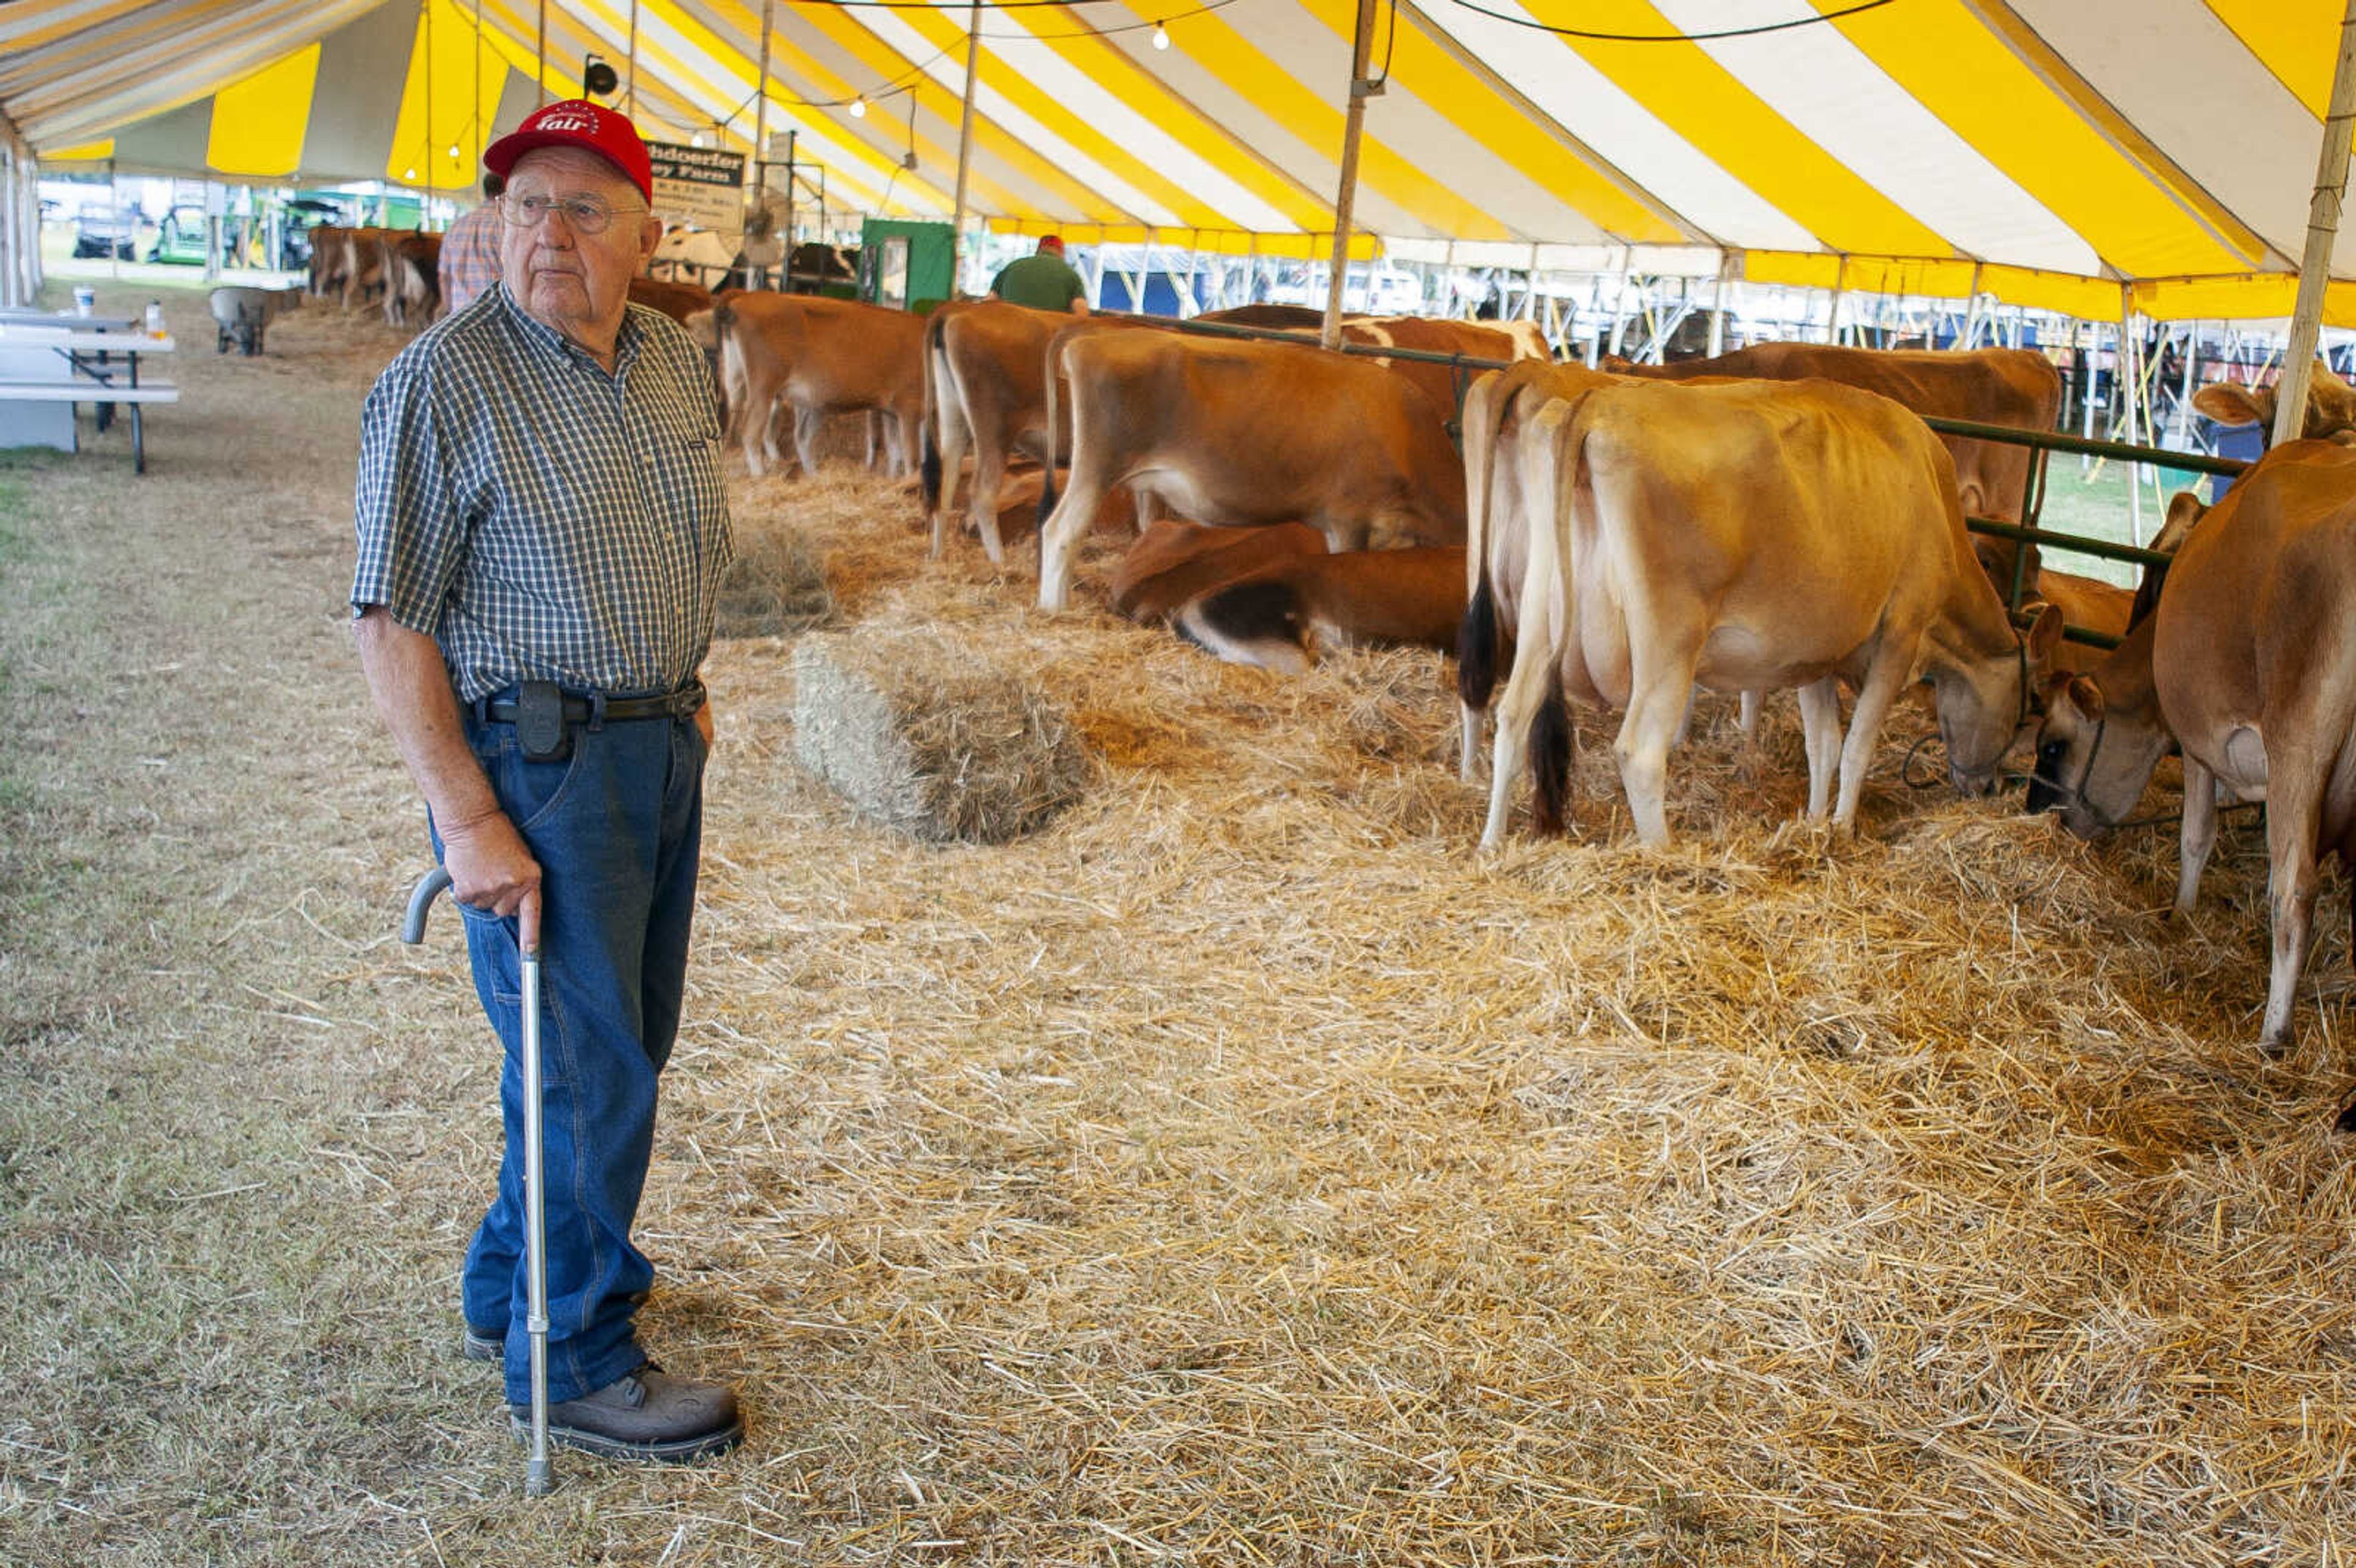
[0,315,180,474]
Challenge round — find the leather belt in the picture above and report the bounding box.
[485,680,706,726]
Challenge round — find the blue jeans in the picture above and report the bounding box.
[436,700,707,1407]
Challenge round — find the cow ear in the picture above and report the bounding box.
[2066,675,2106,724]
[2192,381,2268,429]
[2022,601,2064,666]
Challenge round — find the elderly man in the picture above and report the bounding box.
[351,100,741,1464]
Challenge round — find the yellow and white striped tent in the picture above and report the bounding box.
[6,0,2356,323]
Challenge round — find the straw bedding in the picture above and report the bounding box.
[664,469,2356,1564]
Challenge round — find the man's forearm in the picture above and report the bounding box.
[352,607,499,832]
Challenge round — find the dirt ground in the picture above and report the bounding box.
[4,282,2355,1567]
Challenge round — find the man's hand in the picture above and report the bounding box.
[437,804,541,918]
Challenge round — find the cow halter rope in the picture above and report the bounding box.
[403,866,554,1497]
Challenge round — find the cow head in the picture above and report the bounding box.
[1936,602,2061,795]
[2192,361,2356,445]
[2023,672,2169,836]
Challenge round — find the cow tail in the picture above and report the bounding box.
[1529,665,1573,837]
[1455,368,1509,714]
[919,310,947,513]
[1037,331,1064,525]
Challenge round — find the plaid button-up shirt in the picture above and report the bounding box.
[435,202,505,316]
[352,282,733,704]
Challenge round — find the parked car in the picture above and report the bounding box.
[72,203,138,261]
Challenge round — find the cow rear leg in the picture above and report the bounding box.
[793,407,825,478]
[931,401,974,559]
[1039,472,1111,612]
[1795,677,1843,820]
[2176,754,2220,916]
[967,438,1011,566]
[1613,638,1704,849]
[1480,593,1559,852]
[2261,774,2325,1056]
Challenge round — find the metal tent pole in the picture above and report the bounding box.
[2120,287,2144,545]
[2273,0,2356,448]
[1319,0,1379,350]
[950,0,982,296]
[625,0,639,118]
[751,0,772,288]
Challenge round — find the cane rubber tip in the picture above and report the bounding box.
[526,1461,553,1497]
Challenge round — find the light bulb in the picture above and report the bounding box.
[850,96,868,118]
[1153,22,1171,48]
[448,144,461,159]
[404,167,417,180]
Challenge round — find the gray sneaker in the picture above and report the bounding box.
[513,1364,744,1464]
[461,1327,503,1364]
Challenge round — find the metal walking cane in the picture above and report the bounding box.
[403,866,555,1497]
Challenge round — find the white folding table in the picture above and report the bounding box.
[0,317,179,474]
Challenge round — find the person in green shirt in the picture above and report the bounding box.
[989,234,1090,315]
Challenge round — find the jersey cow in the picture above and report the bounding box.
[1609,344,2063,577]
[1034,331,1468,610]
[2027,440,2356,1058]
[710,293,925,480]
[1479,375,2058,849]
[920,299,1071,563]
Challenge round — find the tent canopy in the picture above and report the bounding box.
[7,0,2356,321]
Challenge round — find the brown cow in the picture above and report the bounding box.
[383,232,441,327]
[1034,331,1466,611]
[307,224,349,299]
[921,298,1071,563]
[1175,545,1465,674]
[711,293,925,479]
[340,227,398,311]
[628,275,715,325]
[1109,519,1329,623]
[1481,375,2058,848]
[1607,344,2063,574]
[2027,440,2356,1058]
[2191,361,2356,445]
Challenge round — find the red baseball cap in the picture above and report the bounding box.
[1037,234,1064,252]
[485,99,654,204]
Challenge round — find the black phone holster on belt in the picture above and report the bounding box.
[514,680,572,763]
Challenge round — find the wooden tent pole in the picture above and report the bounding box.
[535,0,547,106]
[1320,0,1379,350]
[625,0,639,118]
[2273,0,2356,448]
[950,0,982,297]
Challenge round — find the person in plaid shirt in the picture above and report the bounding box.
[436,173,507,317]
[351,100,741,1466]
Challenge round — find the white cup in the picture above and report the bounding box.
[72,286,95,317]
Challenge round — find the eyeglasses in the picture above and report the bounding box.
[499,192,646,235]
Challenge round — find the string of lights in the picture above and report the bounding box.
[1436,0,1899,44]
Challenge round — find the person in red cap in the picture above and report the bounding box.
[351,98,744,1466]
[988,233,1090,315]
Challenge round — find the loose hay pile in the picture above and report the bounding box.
[791,626,1090,843]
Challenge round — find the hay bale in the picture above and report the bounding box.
[716,525,834,637]
[791,630,1090,844]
